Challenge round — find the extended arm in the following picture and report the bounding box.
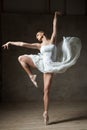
[2,41,41,50]
[51,11,61,43]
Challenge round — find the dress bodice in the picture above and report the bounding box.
[40,44,57,63]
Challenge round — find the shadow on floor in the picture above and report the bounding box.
[49,115,87,125]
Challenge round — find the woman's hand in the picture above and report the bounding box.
[55,11,62,16]
[2,41,11,49]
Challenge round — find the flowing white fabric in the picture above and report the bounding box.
[25,37,82,73]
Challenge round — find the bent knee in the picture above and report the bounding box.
[18,55,25,62]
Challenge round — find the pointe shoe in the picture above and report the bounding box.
[30,75,38,88]
[43,111,49,125]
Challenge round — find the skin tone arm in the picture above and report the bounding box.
[2,41,41,50]
[50,11,62,43]
[2,11,61,49]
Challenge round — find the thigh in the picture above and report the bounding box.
[21,55,37,68]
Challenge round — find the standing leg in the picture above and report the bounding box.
[43,73,53,125]
[18,55,38,87]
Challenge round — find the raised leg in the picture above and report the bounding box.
[18,55,38,87]
[43,73,53,125]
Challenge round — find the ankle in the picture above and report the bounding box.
[29,74,35,79]
[43,111,48,116]
[29,74,33,78]
[44,111,48,113]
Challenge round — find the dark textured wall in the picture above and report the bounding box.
[1,14,87,102]
[0,0,87,102]
[0,0,3,102]
[2,0,86,15]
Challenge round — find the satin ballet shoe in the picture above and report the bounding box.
[43,111,49,125]
[30,75,38,88]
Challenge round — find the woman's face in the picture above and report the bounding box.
[36,32,44,42]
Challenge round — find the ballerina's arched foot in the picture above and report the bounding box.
[30,75,38,88]
[43,111,49,125]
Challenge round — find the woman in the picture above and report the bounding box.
[2,11,81,125]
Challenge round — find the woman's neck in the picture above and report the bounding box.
[42,36,50,44]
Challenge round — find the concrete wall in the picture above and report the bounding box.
[3,0,49,13]
[3,0,86,15]
[1,0,87,102]
[66,0,86,15]
[1,14,87,102]
[0,0,2,101]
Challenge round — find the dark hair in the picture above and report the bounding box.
[36,31,44,37]
[36,31,49,38]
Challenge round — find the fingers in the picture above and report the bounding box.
[2,44,7,49]
[55,11,62,16]
[2,42,9,50]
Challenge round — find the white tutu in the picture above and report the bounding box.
[25,37,82,73]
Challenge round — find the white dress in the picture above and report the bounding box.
[25,37,82,73]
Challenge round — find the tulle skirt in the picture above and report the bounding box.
[25,37,82,73]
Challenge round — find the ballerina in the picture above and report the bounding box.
[2,11,81,125]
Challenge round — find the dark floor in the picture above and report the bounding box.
[0,101,87,130]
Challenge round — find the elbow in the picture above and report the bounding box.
[20,42,24,47]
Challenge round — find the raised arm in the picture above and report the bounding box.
[2,41,41,50]
[50,11,61,43]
